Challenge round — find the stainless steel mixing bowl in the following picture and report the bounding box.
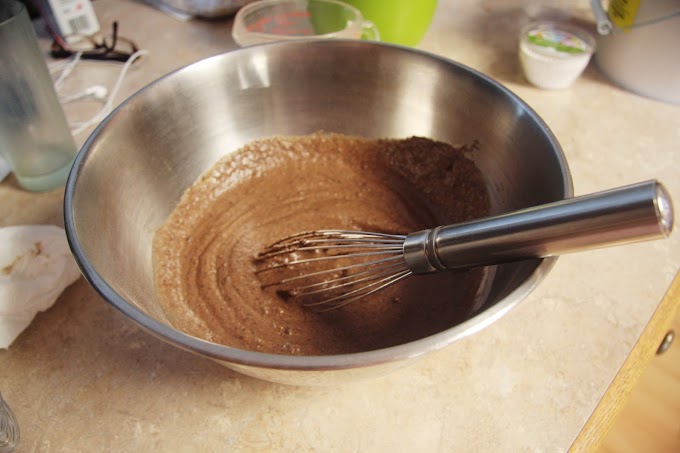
[64,40,572,385]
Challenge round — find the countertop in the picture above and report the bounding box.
[1,0,679,451]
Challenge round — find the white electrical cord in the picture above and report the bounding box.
[51,50,83,91]
[59,84,108,103]
[51,49,149,136]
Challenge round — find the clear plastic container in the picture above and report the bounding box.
[519,21,595,90]
[232,0,379,47]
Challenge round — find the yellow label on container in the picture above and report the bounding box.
[608,0,641,29]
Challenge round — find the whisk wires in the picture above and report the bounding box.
[255,230,411,310]
[0,393,19,453]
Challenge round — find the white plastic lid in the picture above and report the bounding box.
[521,21,594,60]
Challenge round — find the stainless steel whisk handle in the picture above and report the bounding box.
[403,180,674,274]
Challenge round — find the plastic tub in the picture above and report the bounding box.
[519,21,595,90]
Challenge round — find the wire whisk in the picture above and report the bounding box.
[0,393,19,453]
[256,230,413,309]
[255,181,673,310]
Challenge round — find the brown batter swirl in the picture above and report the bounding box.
[152,133,491,355]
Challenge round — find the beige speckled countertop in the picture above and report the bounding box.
[1,0,679,451]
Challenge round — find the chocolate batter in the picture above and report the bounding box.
[153,133,491,355]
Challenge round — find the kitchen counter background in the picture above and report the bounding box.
[1,0,679,451]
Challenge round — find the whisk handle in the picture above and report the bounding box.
[403,180,674,274]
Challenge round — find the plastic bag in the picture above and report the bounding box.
[0,225,81,348]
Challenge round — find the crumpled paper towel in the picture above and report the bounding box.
[0,225,81,348]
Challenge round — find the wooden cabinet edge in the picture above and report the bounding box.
[568,269,680,452]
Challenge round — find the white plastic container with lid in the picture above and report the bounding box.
[519,21,595,90]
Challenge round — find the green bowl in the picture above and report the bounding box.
[343,0,437,46]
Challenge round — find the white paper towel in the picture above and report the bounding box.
[0,225,81,348]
